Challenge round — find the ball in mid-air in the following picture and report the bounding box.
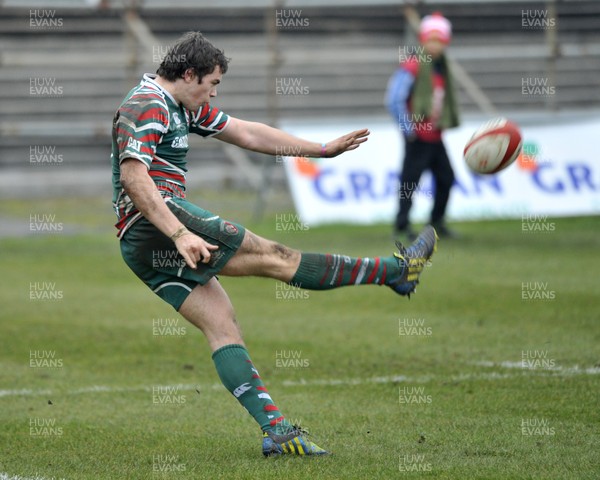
[463,118,523,174]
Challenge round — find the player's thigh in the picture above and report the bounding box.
[168,197,299,274]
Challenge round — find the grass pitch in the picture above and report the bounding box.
[0,196,598,479]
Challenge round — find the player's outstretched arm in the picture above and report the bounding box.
[215,117,369,158]
[120,159,218,269]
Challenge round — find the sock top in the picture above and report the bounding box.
[211,343,247,360]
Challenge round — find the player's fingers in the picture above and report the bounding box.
[205,242,219,251]
[341,130,369,148]
[341,135,367,152]
[198,245,212,264]
[347,128,370,140]
[182,250,198,270]
[350,136,368,146]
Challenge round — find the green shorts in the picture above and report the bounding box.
[120,197,245,310]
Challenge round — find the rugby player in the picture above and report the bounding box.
[111,31,436,456]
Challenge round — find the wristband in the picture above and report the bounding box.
[170,226,191,242]
[320,143,327,157]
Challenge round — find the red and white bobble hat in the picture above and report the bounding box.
[419,12,452,44]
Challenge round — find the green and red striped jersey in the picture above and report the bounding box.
[111,73,230,237]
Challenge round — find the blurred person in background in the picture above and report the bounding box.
[386,12,460,240]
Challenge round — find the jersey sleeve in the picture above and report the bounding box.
[188,104,230,137]
[113,93,169,168]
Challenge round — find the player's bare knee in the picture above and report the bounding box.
[272,242,297,261]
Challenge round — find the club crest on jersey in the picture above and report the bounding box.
[172,112,182,125]
[171,135,188,149]
[221,221,239,235]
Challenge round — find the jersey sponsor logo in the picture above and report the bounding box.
[171,135,189,149]
[127,137,142,151]
[233,382,252,398]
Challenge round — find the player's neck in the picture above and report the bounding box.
[154,75,181,104]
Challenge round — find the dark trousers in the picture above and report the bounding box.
[396,139,455,230]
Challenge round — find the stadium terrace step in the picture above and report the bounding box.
[1,1,599,184]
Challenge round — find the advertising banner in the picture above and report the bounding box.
[282,117,600,225]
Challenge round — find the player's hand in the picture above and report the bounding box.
[174,234,219,269]
[322,128,370,158]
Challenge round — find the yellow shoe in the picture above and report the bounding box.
[262,427,329,456]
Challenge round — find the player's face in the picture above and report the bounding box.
[181,66,222,111]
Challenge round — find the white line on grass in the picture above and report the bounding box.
[0,388,52,398]
[473,360,600,375]
[0,474,64,480]
[1,365,597,399]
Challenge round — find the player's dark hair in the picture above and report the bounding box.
[156,31,229,83]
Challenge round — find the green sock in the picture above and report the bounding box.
[290,253,401,290]
[212,344,291,433]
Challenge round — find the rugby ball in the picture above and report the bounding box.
[463,118,523,174]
